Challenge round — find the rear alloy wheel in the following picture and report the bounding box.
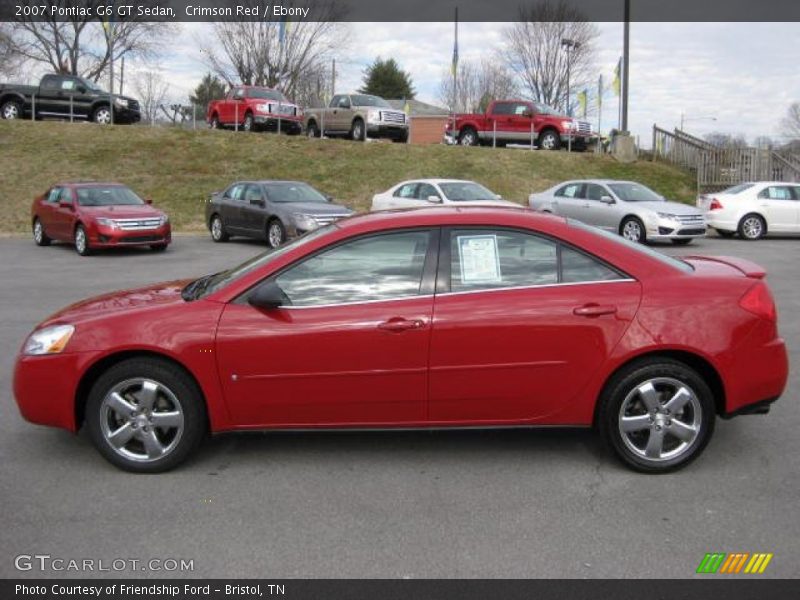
[33,218,51,246]
[93,106,112,125]
[621,217,646,244]
[86,358,207,472]
[307,121,320,138]
[738,214,765,240]
[2,100,21,120]
[267,219,286,249]
[210,214,229,242]
[599,359,715,473]
[74,224,92,256]
[209,115,220,129]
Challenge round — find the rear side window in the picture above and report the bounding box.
[555,183,583,198]
[394,183,418,198]
[561,246,622,283]
[758,186,794,200]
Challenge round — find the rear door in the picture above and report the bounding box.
[37,187,62,238]
[428,227,640,423]
[239,184,267,235]
[757,185,797,231]
[387,182,423,209]
[220,183,246,232]
[550,182,585,219]
[51,187,77,239]
[487,101,516,142]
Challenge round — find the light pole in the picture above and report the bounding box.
[561,38,581,152]
[680,113,717,131]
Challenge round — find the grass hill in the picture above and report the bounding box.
[1,120,697,234]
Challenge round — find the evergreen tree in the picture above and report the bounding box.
[359,58,415,99]
[189,73,227,111]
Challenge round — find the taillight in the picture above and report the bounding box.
[739,282,776,322]
[709,198,723,210]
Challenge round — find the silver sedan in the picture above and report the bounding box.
[529,180,706,244]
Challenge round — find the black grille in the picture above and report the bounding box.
[128,100,140,112]
[123,235,162,243]
[677,228,706,236]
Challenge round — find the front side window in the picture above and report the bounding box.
[584,183,610,201]
[46,187,62,203]
[226,184,245,201]
[276,231,431,306]
[416,183,440,200]
[449,229,624,293]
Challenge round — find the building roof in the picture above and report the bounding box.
[385,99,449,117]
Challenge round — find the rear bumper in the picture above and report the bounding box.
[704,213,739,232]
[722,329,788,416]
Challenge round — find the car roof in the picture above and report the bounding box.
[397,179,477,186]
[57,182,127,188]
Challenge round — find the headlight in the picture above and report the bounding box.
[562,120,575,130]
[292,213,319,231]
[114,97,129,108]
[95,217,118,229]
[367,110,381,123]
[657,212,679,220]
[24,324,75,356]
[256,103,272,113]
[159,214,170,226]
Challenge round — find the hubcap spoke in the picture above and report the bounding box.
[669,420,697,443]
[645,427,665,458]
[150,411,183,430]
[637,381,660,412]
[136,381,159,410]
[621,414,651,433]
[141,429,165,458]
[664,386,692,414]
[106,392,136,416]
[107,422,136,448]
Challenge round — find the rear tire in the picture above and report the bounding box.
[306,121,320,138]
[85,357,207,473]
[209,114,220,129]
[738,214,766,240]
[458,127,479,146]
[598,358,716,473]
[74,224,92,256]
[33,218,51,246]
[210,214,229,243]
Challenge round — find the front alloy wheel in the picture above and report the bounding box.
[86,358,207,472]
[267,220,286,248]
[351,120,365,141]
[74,225,91,256]
[33,218,51,246]
[93,107,112,125]
[599,359,715,473]
[210,215,229,242]
[621,217,646,244]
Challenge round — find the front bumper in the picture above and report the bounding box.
[89,223,172,248]
[113,108,141,124]
[366,124,409,139]
[644,217,707,240]
[254,115,303,133]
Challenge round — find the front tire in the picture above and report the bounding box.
[738,214,766,240]
[33,218,51,246]
[620,217,646,244]
[74,224,92,256]
[1,100,22,120]
[209,214,229,242]
[93,106,112,125]
[598,358,715,473]
[266,219,286,249]
[537,129,561,150]
[242,112,254,132]
[85,358,207,473]
[350,118,366,141]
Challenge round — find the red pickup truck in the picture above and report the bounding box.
[207,85,303,134]
[444,99,595,150]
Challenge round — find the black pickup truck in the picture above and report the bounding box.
[0,73,141,124]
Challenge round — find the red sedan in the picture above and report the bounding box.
[31,182,171,255]
[13,208,788,472]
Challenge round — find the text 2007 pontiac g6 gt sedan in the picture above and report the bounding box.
[14,208,788,473]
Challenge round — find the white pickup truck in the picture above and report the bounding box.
[304,93,409,143]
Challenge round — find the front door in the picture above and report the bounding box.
[215,228,438,427]
[428,228,641,423]
[582,183,620,231]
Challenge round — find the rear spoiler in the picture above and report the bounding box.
[683,255,766,279]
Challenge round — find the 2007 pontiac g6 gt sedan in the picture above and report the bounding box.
[14,207,788,473]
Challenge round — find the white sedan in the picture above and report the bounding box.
[698,182,800,240]
[371,179,519,211]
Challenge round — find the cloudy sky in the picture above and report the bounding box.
[126,21,799,146]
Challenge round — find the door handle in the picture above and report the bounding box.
[378,318,425,332]
[573,304,617,317]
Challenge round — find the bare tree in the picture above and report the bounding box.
[438,58,519,113]
[503,0,599,112]
[7,1,172,83]
[134,70,169,123]
[0,22,24,78]
[704,132,749,148]
[783,102,800,140]
[200,0,345,103]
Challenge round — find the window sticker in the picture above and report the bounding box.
[457,235,501,283]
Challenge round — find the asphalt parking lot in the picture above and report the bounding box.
[0,233,798,579]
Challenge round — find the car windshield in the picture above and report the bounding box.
[533,102,561,115]
[79,77,105,93]
[183,225,337,300]
[721,183,755,194]
[608,183,664,202]
[76,186,145,206]
[264,182,328,203]
[351,94,391,108]
[568,219,693,273]
[247,88,288,102]
[439,182,498,202]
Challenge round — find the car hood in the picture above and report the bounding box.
[282,202,354,216]
[78,205,165,219]
[629,201,701,215]
[43,280,191,325]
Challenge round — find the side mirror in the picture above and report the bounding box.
[248,281,289,310]
[600,195,615,204]
[59,200,73,209]
[77,85,87,94]
[249,198,265,207]
[144,197,153,205]
[495,194,503,200]
[325,195,334,202]
[427,195,442,203]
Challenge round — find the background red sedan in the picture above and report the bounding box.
[13,208,787,472]
[31,182,171,255]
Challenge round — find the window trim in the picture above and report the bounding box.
[437,225,632,295]
[236,227,441,308]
